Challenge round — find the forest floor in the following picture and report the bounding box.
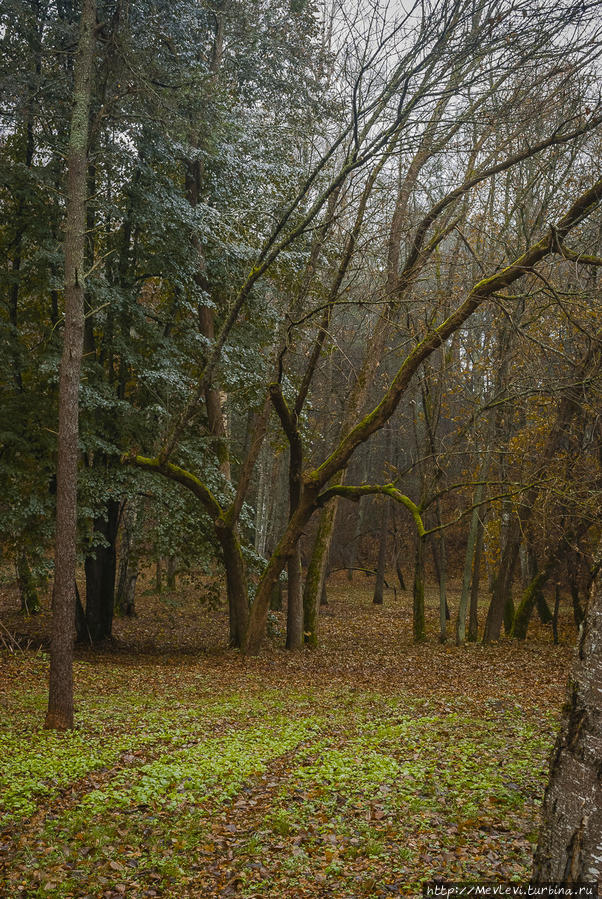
[0,574,574,899]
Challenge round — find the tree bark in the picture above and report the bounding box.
[457,484,485,644]
[286,543,303,649]
[432,523,449,642]
[45,0,96,731]
[483,514,521,642]
[372,502,388,605]
[413,534,426,643]
[468,517,483,642]
[217,525,249,649]
[533,550,602,882]
[115,501,138,617]
[166,554,177,590]
[17,551,40,615]
[303,498,337,646]
[512,526,591,640]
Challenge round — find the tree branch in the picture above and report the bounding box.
[127,455,222,521]
[316,482,426,537]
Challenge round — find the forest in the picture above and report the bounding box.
[1,0,601,896]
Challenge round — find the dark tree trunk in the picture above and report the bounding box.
[430,513,449,641]
[303,499,337,647]
[166,554,177,590]
[392,509,406,590]
[17,551,40,615]
[286,543,303,649]
[373,503,388,605]
[568,550,585,629]
[483,516,521,642]
[45,0,96,731]
[533,552,602,882]
[513,528,590,640]
[320,580,328,606]
[218,525,249,649]
[552,583,561,645]
[413,534,426,643]
[270,580,283,611]
[537,589,554,625]
[82,499,119,642]
[115,502,138,617]
[468,518,484,642]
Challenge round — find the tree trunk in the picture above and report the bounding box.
[413,534,426,643]
[166,554,177,590]
[513,528,590,640]
[372,502,388,605]
[568,550,585,629]
[552,583,561,645]
[155,557,162,593]
[432,527,449,642]
[245,491,316,654]
[468,517,484,642]
[270,580,283,611]
[483,515,521,642]
[511,571,547,641]
[217,525,249,649]
[347,459,367,580]
[286,543,303,649]
[456,483,485,644]
[533,551,602,882]
[82,499,119,642]
[320,580,328,606]
[115,501,138,617]
[254,444,270,558]
[303,498,337,647]
[45,0,96,731]
[17,551,40,615]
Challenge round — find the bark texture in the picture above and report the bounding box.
[286,544,303,650]
[533,554,602,882]
[217,524,249,649]
[303,499,336,646]
[45,0,96,731]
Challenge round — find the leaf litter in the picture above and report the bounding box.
[0,577,573,898]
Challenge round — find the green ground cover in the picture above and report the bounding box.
[0,585,570,898]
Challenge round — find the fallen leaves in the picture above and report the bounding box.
[0,577,574,897]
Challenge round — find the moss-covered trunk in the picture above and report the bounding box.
[218,524,249,649]
[245,492,316,655]
[511,571,547,640]
[303,497,338,647]
[513,528,590,640]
